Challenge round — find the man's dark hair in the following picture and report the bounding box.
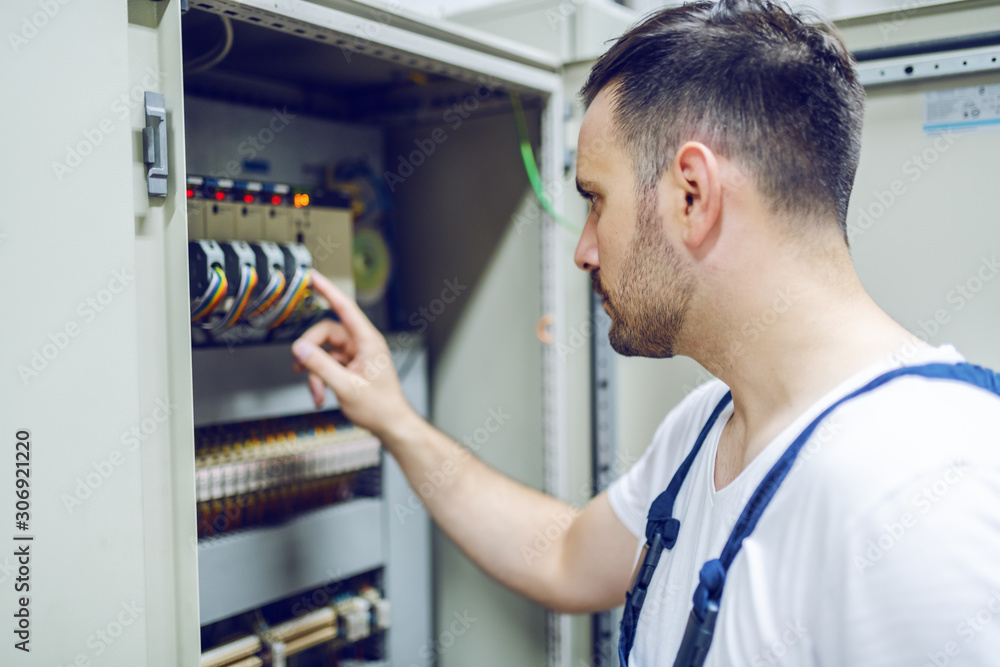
[581,0,865,240]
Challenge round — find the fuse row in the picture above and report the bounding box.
[196,472,368,538]
[200,586,390,667]
[195,433,381,502]
[195,416,381,538]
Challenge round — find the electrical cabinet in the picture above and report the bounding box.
[2,1,571,665]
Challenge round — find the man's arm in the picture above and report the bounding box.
[292,271,639,614]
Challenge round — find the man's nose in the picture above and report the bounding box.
[574,216,599,271]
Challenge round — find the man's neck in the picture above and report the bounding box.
[686,266,930,489]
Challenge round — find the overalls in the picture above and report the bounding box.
[618,362,1000,667]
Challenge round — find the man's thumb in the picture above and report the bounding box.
[292,339,351,394]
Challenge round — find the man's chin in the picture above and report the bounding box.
[607,322,676,359]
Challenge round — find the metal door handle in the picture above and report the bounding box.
[143,91,168,197]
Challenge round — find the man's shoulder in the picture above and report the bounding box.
[828,373,1000,455]
[624,377,730,484]
[785,374,1000,519]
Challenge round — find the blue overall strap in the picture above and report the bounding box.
[618,390,733,667]
[677,361,1000,667]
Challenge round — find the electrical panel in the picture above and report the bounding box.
[177,3,559,664]
[187,172,419,663]
[186,176,354,347]
[179,30,440,657]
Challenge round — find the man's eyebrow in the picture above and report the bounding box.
[576,179,598,197]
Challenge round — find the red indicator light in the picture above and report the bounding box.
[215,191,225,201]
[271,195,281,205]
[186,189,194,198]
[243,194,254,203]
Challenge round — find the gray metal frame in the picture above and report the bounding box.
[590,292,618,667]
[857,44,1000,86]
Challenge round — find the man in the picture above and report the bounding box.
[291,0,1000,664]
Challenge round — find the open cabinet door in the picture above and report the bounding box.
[1,0,199,665]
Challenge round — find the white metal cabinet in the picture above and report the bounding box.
[1,1,199,665]
[2,0,569,666]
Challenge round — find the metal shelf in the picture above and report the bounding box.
[192,333,427,426]
[198,497,384,624]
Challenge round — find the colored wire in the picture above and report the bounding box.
[266,268,309,330]
[247,270,286,318]
[510,91,581,235]
[215,265,257,329]
[250,268,308,330]
[191,265,228,322]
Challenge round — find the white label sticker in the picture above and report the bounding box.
[924,84,1000,134]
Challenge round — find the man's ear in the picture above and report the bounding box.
[661,141,722,249]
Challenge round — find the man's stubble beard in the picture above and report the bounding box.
[594,191,695,358]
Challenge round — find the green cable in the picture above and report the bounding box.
[510,92,581,235]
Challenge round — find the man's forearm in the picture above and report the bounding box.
[379,412,579,609]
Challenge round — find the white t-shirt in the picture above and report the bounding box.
[608,344,1000,666]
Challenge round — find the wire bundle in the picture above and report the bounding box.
[191,263,311,335]
[212,265,258,330]
[246,270,286,319]
[252,268,310,330]
[191,266,229,323]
